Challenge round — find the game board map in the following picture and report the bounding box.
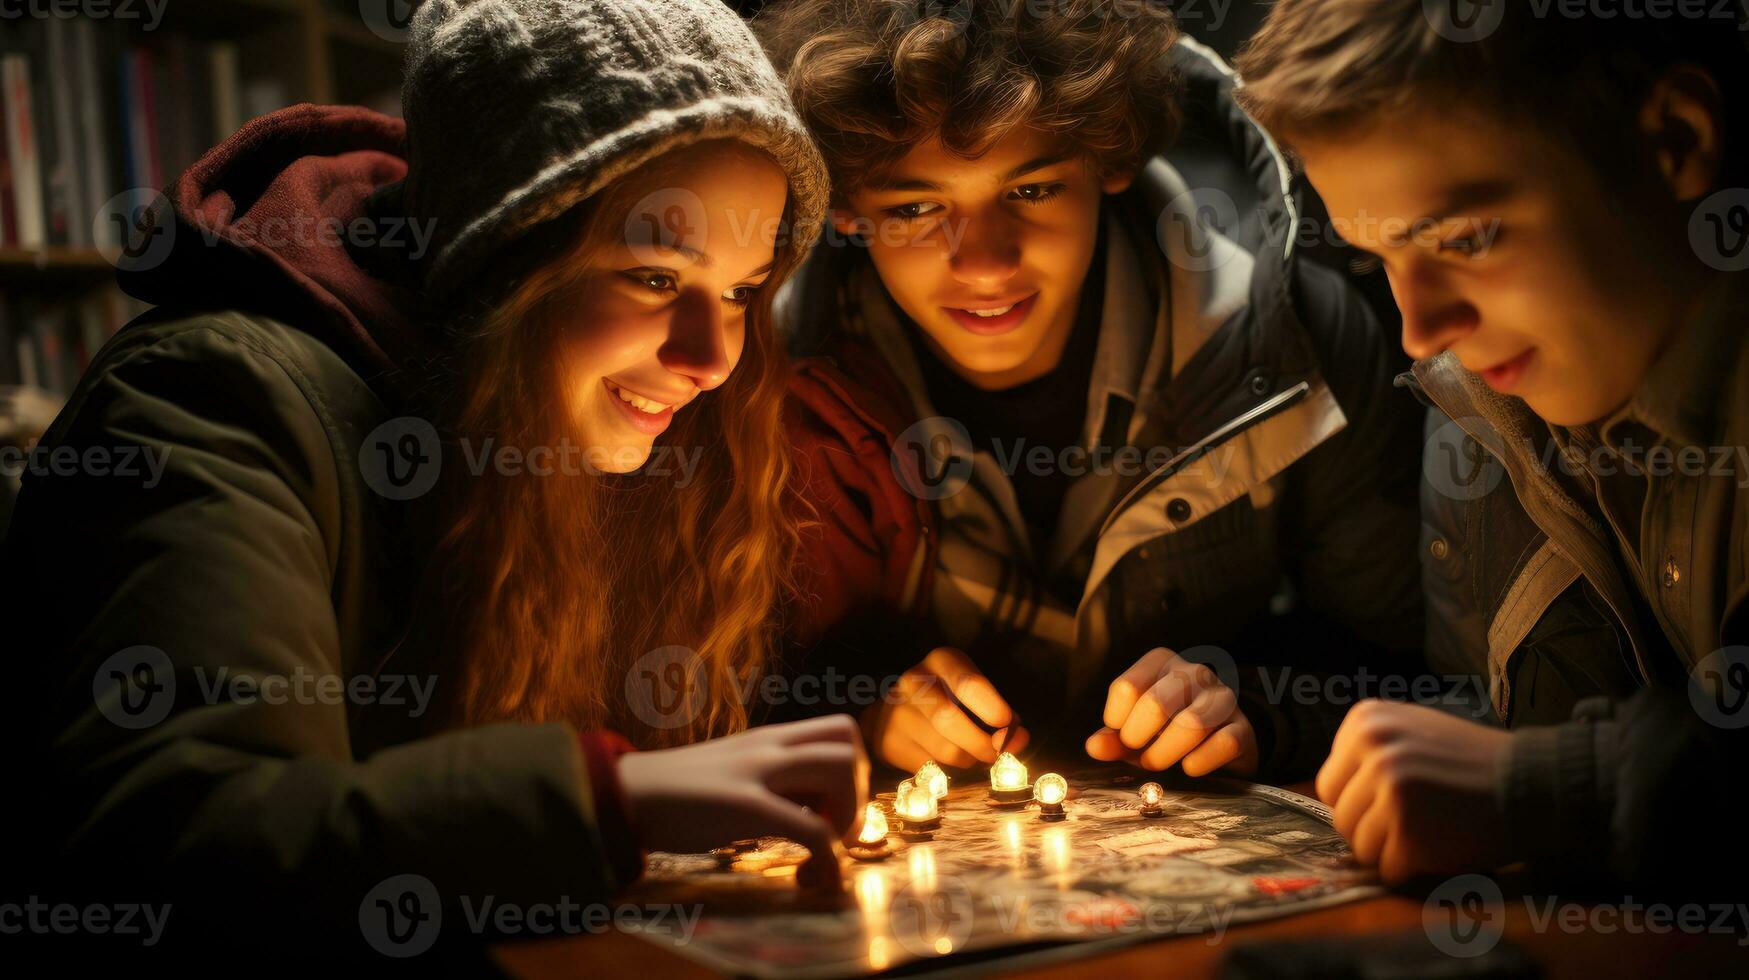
[618,771,1382,978]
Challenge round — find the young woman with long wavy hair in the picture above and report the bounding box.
[4,0,865,960]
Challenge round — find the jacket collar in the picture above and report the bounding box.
[1603,273,1749,451]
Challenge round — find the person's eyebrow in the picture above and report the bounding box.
[862,152,1078,194]
[1386,179,1516,246]
[1000,152,1076,183]
[740,261,774,280]
[643,241,714,268]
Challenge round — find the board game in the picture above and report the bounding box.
[619,769,1380,977]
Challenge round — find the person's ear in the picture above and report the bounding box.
[1638,64,1725,203]
[1101,168,1136,195]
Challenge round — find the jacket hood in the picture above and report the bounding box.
[117,104,424,381]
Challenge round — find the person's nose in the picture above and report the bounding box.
[1391,264,1480,361]
[658,288,731,391]
[947,207,1022,292]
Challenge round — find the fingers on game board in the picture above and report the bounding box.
[920,648,1014,730]
[764,742,863,836]
[890,704,979,768]
[1181,718,1256,777]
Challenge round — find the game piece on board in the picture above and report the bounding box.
[1035,773,1068,821]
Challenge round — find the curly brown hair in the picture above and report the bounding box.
[753,0,1183,197]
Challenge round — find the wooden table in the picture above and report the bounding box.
[491,782,1749,978]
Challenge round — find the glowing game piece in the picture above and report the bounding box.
[1139,781,1165,818]
[1034,772,1068,821]
[858,803,889,844]
[916,760,949,800]
[848,802,893,861]
[895,780,940,836]
[988,752,1031,806]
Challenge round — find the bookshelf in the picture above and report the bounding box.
[0,0,407,397]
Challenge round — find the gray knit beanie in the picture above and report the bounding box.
[400,0,828,301]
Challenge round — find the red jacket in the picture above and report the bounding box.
[785,337,938,650]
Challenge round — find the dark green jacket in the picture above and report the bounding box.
[1411,272,1749,894]
[2,106,636,958]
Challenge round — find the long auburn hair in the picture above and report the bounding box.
[405,157,804,748]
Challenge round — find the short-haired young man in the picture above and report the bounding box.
[1237,0,1749,890]
[756,1,1423,783]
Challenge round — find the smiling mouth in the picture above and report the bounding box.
[1477,349,1536,393]
[604,379,679,415]
[942,293,1039,335]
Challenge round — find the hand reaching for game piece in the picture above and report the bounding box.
[861,647,1029,771]
[616,715,869,890]
[1085,647,1259,776]
[1316,699,1514,883]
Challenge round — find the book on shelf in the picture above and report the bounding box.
[0,288,148,394]
[0,17,293,253]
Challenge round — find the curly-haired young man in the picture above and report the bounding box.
[758,1,1425,785]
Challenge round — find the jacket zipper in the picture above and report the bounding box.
[1095,381,1312,540]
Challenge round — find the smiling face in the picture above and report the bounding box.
[835,127,1132,391]
[1294,106,1707,426]
[553,140,789,471]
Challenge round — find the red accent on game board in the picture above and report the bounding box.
[1252,876,1321,896]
